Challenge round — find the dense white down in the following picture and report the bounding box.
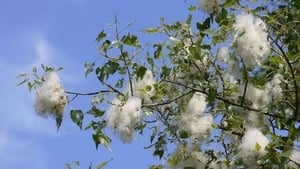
[107,96,142,143]
[35,72,67,117]
[234,13,270,67]
[180,93,213,140]
[239,128,269,157]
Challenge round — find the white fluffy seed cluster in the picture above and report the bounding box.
[199,0,219,13]
[180,93,213,140]
[239,128,269,157]
[107,97,142,143]
[107,70,155,143]
[234,13,270,67]
[217,47,238,84]
[241,73,283,108]
[131,70,156,103]
[35,72,67,118]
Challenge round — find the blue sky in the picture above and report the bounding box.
[0,0,204,169]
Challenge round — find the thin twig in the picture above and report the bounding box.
[143,91,193,108]
[66,91,105,103]
[269,117,276,135]
[66,91,107,95]
[270,36,299,120]
[240,60,248,107]
[102,80,124,96]
[162,79,288,120]
[114,16,134,96]
[218,125,243,137]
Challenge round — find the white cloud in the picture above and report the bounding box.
[0,33,69,169]
[0,131,48,169]
[0,34,60,135]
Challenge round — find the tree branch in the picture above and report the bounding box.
[240,60,248,107]
[270,36,299,120]
[142,91,193,108]
[114,16,134,97]
[162,79,288,120]
[66,91,109,96]
[101,80,124,96]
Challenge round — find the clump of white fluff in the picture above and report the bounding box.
[264,73,283,103]
[239,73,283,108]
[217,47,239,85]
[288,150,300,168]
[239,128,269,157]
[180,93,213,140]
[225,59,239,84]
[107,96,142,143]
[188,93,207,115]
[35,72,67,118]
[233,13,270,67]
[199,0,219,13]
[241,84,264,108]
[132,70,155,103]
[181,114,213,140]
[217,47,229,62]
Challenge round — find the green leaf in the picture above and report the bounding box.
[207,88,217,102]
[153,149,164,159]
[179,130,189,139]
[281,150,292,158]
[17,78,29,86]
[255,142,262,151]
[65,163,72,169]
[74,161,80,166]
[85,120,106,130]
[100,40,111,53]
[136,66,147,80]
[96,60,120,81]
[185,14,192,25]
[197,17,211,32]
[86,106,105,117]
[153,43,163,59]
[222,0,238,8]
[56,114,63,131]
[84,61,95,78]
[216,8,228,25]
[107,60,120,74]
[71,110,84,130]
[188,5,196,12]
[144,27,161,34]
[41,64,54,72]
[93,132,112,151]
[121,33,139,47]
[96,30,107,42]
[18,73,28,77]
[161,66,171,79]
[96,158,113,169]
[135,122,146,135]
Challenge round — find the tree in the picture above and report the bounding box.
[19,0,300,168]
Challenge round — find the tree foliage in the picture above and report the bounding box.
[19,0,300,168]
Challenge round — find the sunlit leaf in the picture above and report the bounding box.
[71,110,84,130]
[84,61,95,78]
[96,158,113,169]
[86,106,105,117]
[96,30,107,42]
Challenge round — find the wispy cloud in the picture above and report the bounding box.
[0,33,69,169]
[0,33,59,135]
[0,131,48,169]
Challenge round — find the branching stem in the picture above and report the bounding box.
[270,36,299,120]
